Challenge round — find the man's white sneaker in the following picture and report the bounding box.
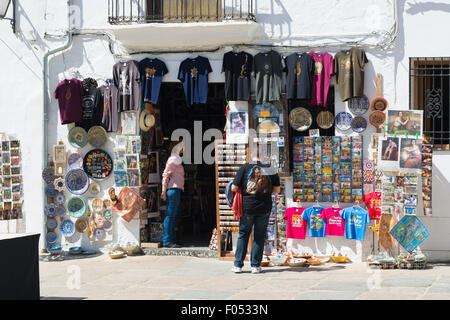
[251,266,262,274]
[231,266,243,273]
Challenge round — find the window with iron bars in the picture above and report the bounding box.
[410,57,450,150]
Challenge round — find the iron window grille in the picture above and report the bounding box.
[108,0,255,24]
[410,57,450,150]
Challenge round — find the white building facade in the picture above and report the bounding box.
[0,0,449,262]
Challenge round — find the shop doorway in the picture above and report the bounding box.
[157,82,226,247]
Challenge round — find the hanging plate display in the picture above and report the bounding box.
[335,112,353,131]
[289,107,313,132]
[83,149,113,180]
[46,218,58,230]
[351,116,367,133]
[316,111,334,129]
[348,95,370,115]
[369,110,386,128]
[257,120,281,134]
[67,152,83,170]
[65,169,90,195]
[87,126,108,148]
[67,196,87,218]
[42,166,55,184]
[55,193,66,205]
[60,219,76,238]
[68,126,88,149]
[75,218,89,234]
[46,232,57,244]
[45,183,58,198]
[45,203,57,217]
[55,205,66,217]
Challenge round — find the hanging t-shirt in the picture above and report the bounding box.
[340,206,371,241]
[139,58,168,105]
[232,162,281,216]
[363,191,382,221]
[75,86,103,131]
[113,60,141,111]
[308,51,334,106]
[253,50,285,104]
[283,207,307,239]
[178,56,212,108]
[284,52,315,100]
[222,51,253,101]
[98,84,119,132]
[54,78,84,125]
[301,206,326,237]
[334,47,368,101]
[320,207,345,236]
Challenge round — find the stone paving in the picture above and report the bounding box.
[39,254,450,300]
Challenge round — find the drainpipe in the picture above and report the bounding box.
[41,0,73,249]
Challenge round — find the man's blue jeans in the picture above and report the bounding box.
[234,212,270,268]
[163,188,181,245]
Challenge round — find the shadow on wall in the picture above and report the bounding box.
[405,1,450,15]
[430,155,450,218]
[253,0,292,42]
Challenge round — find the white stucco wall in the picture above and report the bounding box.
[0,0,449,261]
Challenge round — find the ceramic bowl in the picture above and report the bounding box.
[68,126,88,149]
[269,256,287,266]
[331,256,348,263]
[47,244,62,255]
[60,219,75,237]
[67,196,86,218]
[65,169,89,195]
[109,251,125,259]
[288,258,307,267]
[69,247,82,255]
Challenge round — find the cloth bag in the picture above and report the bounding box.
[112,187,146,222]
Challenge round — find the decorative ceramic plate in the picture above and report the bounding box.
[65,169,89,195]
[55,193,66,205]
[103,220,112,231]
[67,196,87,218]
[369,110,386,128]
[54,177,65,192]
[46,232,57,244]
[83,149,113,180]
[45,183,58,198]
[75,218,89,233]
[316,111,334,129]
[88,126,108,148]
[351,116,367,133]
[46,218,58,230]
[67,152,83,170]
[68,126,88,149]
[289,107,313,132]
[91,198,104,212]
[335,112,353,131]
[69,247,82,255]
[42,166,55,184]
[89,182,101,195]
[60,219,76,237]
[55,205,66,217]
[94,228,105,241]
[45,203,57,217]
[103,209,112,220]
[348,95,370,115]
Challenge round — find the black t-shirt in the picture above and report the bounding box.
[232,162,281,215]
[76,86,102,131]
[222,51,253,101]
[284,52,315,100]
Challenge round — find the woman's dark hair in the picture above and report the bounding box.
[255,174,271,195]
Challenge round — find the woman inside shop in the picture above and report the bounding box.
[161,141,184,248]
[230,152,280,274]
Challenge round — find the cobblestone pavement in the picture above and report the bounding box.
[39,254,450,300]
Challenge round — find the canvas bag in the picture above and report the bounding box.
[112,187,146,222]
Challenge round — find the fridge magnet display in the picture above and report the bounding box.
[387,110,423,137]
[83,149,113,179]
[348,95,370,115]
[381,137,399,161]
[334,112,353,131]
[289,107,312,132]
[400,138,422,169]
[68,126,88,149]
[121,112,137,135]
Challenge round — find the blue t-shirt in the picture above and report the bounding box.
[301,206,326,237]
[139,58,168,105]
[178,56,212,107]
[340,207,371,241]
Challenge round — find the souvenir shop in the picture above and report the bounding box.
[36,45,430,267]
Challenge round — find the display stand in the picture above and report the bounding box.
[215,140,248,260]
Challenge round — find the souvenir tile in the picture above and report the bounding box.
[404,206,417,215]
[404,185,417,193]
[11,157,20,166]
[2,141,9,152]
[3,189,11,200]
[405,175,418,184]
[126,169,141,187]
[11,176,21,184]
[12,193,20,202]
[53,144,66,163]
[11,167,20,175]
[12,184,21,193]
[3,177,11,188]
[10,140,19,148]
[2,152,10,164]
[404,194,418,206]
[3,165,10,176]
[10,149,20,157]
[114,171,128,186]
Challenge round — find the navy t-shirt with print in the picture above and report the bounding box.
[178,56,212,107]
[139,58,168,105]
[232,162,281,215]
[284,52,315,100]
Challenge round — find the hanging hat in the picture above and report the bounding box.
[139,109,155,132]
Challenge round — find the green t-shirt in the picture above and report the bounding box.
[253,50,285,103]
[334,48,368,102]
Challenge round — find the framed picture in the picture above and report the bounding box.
[387,110,423,138]
[126,169,141,187]
[114,171,128,186]
[127,136,141,154]
[400,138,422,169]
[121,112,137,135]
[147,184,160,217]
[126,154,139,169]
[150,222,164,241]
[226,102,249,144]
[381,137,399,161]
[148,151,160,183]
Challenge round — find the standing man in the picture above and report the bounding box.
[230,154,281,274]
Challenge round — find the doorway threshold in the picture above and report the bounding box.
[143,246,218,259]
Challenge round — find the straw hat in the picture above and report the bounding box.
[75,218,89,233]
[139,109,155,132]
